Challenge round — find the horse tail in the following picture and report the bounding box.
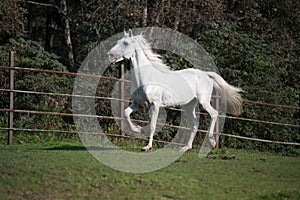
[206,72,243,116]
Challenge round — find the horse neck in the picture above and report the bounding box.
[130,47,157,87]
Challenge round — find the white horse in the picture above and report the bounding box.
[107,30,243,152]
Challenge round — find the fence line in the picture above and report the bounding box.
[1,65,298,110]
[2,65,299,110]
[220,114,300,128]
[1,88,298,129]
[0,108,210,134]
[0,65,132,83]
[0,88,131,103]
[221,133,300,146]
[0,108,119,120]
[0,127,189,147]
[243,99,300,110]
[0,54,299,146]
[0,89,298,128]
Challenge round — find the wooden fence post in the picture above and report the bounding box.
[119,64,125,138]
[8,52,14,145]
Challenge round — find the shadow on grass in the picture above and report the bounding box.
[45,145,127,151]
[0,143,153,152]
[45,145,87,151]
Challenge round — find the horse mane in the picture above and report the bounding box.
[133,35,171,72]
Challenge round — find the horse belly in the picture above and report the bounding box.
[149,72,197,106]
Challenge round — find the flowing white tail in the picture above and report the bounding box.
[207,72,243,116]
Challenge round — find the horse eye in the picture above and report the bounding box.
[123,41,129,46]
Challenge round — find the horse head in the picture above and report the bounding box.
[107,29,136,64]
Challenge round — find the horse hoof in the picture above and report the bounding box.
[210,141,217,149]
[133,125,142,133]
[141,146,152,152]
[209,137,216,148]
[180,146,191,152]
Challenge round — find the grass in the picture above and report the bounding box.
[0,141,299,199]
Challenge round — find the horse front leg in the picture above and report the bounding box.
[141,103,160,152]
[124,102,142,133]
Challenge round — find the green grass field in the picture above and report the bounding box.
[0,142,299,199]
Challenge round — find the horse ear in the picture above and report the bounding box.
[128,29,133,37]
[139,31,145,37]
[124,30,129,37]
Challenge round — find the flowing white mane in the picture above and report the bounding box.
[132,35,171,72]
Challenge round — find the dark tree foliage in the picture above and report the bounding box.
[0,0,26,42]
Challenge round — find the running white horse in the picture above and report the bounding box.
[107,30,243,152]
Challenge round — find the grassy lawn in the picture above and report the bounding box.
[0,142,299,199]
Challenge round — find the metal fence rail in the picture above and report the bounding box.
[1,52,299,146]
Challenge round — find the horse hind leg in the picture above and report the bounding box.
[180,101,199,152]
[201,101,218,148]
[141,103,160,152]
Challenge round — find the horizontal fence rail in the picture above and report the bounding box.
[0,52,299,147]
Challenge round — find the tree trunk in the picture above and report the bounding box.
[142,0,148,27]
[61,0,75,71]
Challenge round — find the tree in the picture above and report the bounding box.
[60,0,75,71]
[0,0,26,43]
[25,0,75,71]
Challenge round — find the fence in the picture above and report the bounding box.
[0,52,299,147]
